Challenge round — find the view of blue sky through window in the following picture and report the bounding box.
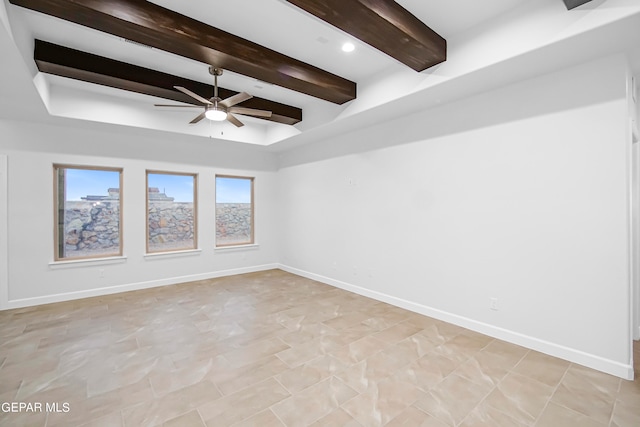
[65,169,120,200]
[147,173,194,202]
[65,170,251,203]
[216,177,252,203]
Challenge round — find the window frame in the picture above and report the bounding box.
[215,174,255,248]
[146,170,198,254]
[53,164,124,262]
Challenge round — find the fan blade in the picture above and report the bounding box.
[154,104,201,108]
[228,107,272,118]
[219,92,252,108]
[174,86,212,105]
[189,111,206,124]
[226,113,244,127]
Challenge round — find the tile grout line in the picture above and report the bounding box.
[460,344,533,425]
[531,362,571,427]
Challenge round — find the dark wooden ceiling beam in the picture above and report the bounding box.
[284,0,446,72]
[34,40,302,125]
[10,0,356,104]
[562,0,593,10]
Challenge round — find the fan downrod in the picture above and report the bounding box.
[209,67,223,99]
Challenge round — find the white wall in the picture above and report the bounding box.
[278,55,633,378]
[0,153,7,310]
[631,71,640,342]
[632,140,639,342]
[0,120,280,306]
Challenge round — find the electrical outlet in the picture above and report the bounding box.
[490,297,498,311]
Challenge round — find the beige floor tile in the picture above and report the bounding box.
[511,350,570,387]
[617,376,640,405]
[0,409,47,427]
[394,352,459,392]
[419,322,466,342]
[335,350,409,393]
[611,399,640,427]
[404,314,441,330]
[231,409,285,427]
[271,377,357,425]
[150,357,222,397]
[322,311,372,330]
[451,333,493,349]
[478,339,529,365]
[279,322,335,347]
[335,322,380,344]
[17,384,87,426]
[454,344,525,388]
[551,365,618,423]
[275,335,345,368]
[275,354,349,394]
[386,406,449,427]
[535,402,606,427]
[121,380,220,427]
[330,335,390,365]
[362,305,412,330]
[77,410,125,427]
[310,408,362,426]
[220,337,290,369]
[372,321,423,344]
[342,377,422,426]
[0,270,638,427]
[47,378,152,427]
[567,363,621,395]
[162,410,205,427]
[426,342,462,366]
[213,356,288,396]
[198,378,290,426]
[414,374,493,426]
[484,371,554,425]
[382,333,442,366]
[459,400,528,427]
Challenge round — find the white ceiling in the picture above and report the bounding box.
[1,0,639,149]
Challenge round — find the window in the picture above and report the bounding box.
[216,175,254,246]
[146,171,197,253]
[53,165,123,261]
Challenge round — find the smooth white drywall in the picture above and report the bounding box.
[278,55,632,377]
[0,119,280,305]
[0,154,7,310]
[632,140,639,342]
[632,71,640,342]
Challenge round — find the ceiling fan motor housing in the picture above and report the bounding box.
[209,67,223,76]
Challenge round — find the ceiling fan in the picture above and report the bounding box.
[154,67,272,127]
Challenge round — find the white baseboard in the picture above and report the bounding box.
[279,264,635,380]
[5,263,278,310]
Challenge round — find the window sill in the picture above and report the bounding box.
[49,256,127,269]
[214,243,260,252]
[144,249,202,260]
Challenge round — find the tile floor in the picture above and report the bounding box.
[0,269,638,426]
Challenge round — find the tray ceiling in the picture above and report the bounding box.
[1,0,639,148]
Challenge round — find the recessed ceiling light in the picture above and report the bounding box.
[342,42,355,53]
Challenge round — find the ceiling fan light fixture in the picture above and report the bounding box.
[205,108,227,121]
[342,42,355,53]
